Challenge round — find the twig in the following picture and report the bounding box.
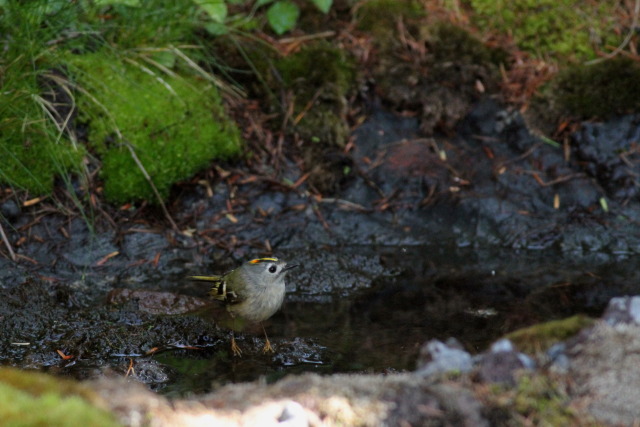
[122,57,178,96]
[278,31,336,44]
[419,182,438,207]
[293,87,324,125]
[124,142,180,233]
[311,202,331,231]
[0,221,16,261]
[169,45,245,100]
[46,30,101,46]
[519,170,587,187]
[586,0,640,65]
[318,197,371,212]
[497,142,543,169]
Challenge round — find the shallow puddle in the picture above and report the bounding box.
[2,238,635,397]
[153,245,633,397]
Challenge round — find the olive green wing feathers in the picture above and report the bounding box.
[189,275,241,304]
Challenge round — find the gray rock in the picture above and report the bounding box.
[566,320,640,425]
[547,342,570,373]
[602,295,640,325]
[0,199,20,220]
[416,338,473,376]
[477,339,535,385]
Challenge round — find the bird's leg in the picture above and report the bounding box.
[230,331,243,357]
[262,323,274,353]
[230,314,242,357]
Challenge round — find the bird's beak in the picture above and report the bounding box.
[283,264,299,272]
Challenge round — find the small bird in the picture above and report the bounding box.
[190,257,297,356]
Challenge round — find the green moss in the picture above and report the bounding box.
[0,0,240,202]
[512,375,582,425]
[281,45,354,94]
[551,58,640,119]
[482,374,592,425]
[0,368,120,426]
[355,0,425,35]
[429,23,508,67]
[505,315,594,354]
[276,42,356,146]
[69,52,241,203]
[298,108,350,148]
[469,0,622,61]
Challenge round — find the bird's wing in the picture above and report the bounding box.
[189,275,242,304]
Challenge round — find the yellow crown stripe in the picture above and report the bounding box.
[249,257,278,264]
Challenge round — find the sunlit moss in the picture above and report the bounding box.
[481,374,594,425]
[468,0,622,61]
[505,315,594,354]
[0,0,238,202]
[69,52,241,203]
[0,367,120,427]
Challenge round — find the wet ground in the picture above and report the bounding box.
[1,238,637,398]
[3,100,640,398]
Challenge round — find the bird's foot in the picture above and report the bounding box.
[231,336,243,357]
[262,338,275,354]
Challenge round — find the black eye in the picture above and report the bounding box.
[269,265,277,273]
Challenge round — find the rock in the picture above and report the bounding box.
[565,319,640,425]
[477,339,535,385]
[0,199,20,220]
[416,338,473,376]
[602,295,640,325]
[547,342,571,374]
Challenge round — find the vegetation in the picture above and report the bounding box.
[70,52,241,203]
[0,0,634,205]
[505,315,594,354]
[0,0,244,203]
[0,0,336,204]
[196,0,333,35]
[0,2,87,194]
[482,374,591,426]
[553,58,640,119]
[0,367,120,427]
[469,0,623,61]
[276,41,356,146]
[355,0,425,35]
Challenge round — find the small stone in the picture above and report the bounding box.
[490,338,514,353]
[603,296,640,325]
[0,200,20,220]
[416,338,473,376]
[477,339,535,385]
